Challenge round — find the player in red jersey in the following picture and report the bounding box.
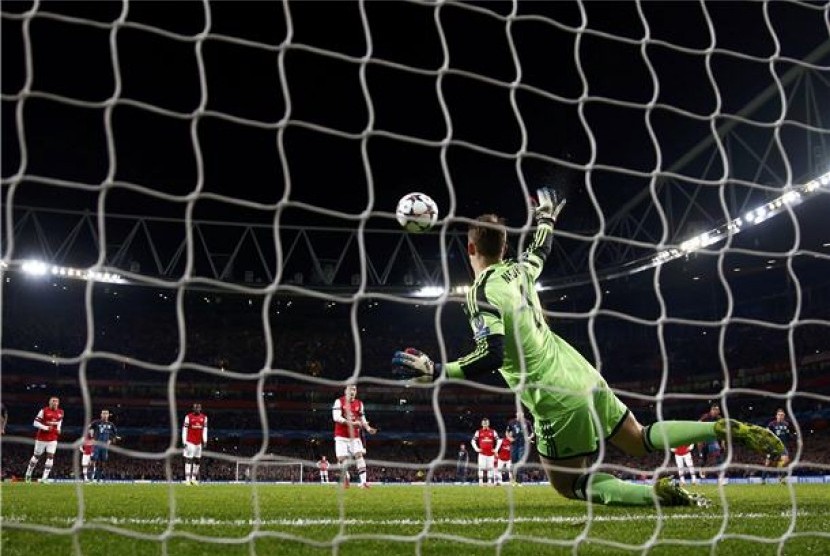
[671,444,698,486]
[80,431,94,483]
[182,403,208,485]
[332,385,377,488]
[471,418,499,486]
[318,456,330,483]
[25,396,64,483]
[495,429,515,485]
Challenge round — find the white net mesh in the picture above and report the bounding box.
[2,0,830,553]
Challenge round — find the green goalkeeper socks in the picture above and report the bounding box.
[575,473,654,506]
[570,422,719,506]
[644,421,716,451]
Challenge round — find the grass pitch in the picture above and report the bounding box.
[2,482,829,555]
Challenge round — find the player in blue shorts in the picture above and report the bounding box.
[89,409,120,482]
[697,404,725,479]
[506,411,534,484]
[763,408,795,483]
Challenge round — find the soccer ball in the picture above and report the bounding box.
[395,193,438,233]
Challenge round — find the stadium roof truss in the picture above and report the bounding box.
[581,41,830,275]
[4,210,475,291]
[3,44,828,293]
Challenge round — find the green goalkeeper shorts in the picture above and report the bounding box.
[533,385,628,460]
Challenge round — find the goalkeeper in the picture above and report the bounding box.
[393,188,784,507]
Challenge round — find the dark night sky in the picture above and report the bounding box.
[1,1,829,282]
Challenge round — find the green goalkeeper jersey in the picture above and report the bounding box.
[444,221,607,418]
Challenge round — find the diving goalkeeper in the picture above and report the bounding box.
[393,188,784,507]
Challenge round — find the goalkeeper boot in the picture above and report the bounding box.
[714,419,784,457]
[654,477,710,507]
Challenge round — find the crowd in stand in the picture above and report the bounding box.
[3,279,830,483]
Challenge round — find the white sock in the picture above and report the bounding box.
[26,456,38,478]
[42,459,53,480]
[185,462,192,480]
[356,458,367,485]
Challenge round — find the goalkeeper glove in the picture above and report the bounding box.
[535,187,566,224]
[392,348,436,383]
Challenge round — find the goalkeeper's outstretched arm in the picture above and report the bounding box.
[521,220,554,271]
[393,187,565,383]
[441,335,504,380]
[520,187,564,278]
[392,331,505,382]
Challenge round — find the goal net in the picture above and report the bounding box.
[234,460,305,484]
[2,0,829,554]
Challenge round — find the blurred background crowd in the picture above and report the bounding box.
[2,276,829,483]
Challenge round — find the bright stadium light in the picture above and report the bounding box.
[21,260,48,276]
[412,284,486,297]
[657,169,829,264]
[413,286,445,298]
[538,169,829,291]
[16,260,125,284]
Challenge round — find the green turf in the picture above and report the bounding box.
[2,483,829,555]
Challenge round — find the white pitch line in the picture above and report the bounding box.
[1,511,824,528]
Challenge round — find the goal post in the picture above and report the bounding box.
[234,459,305,484]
